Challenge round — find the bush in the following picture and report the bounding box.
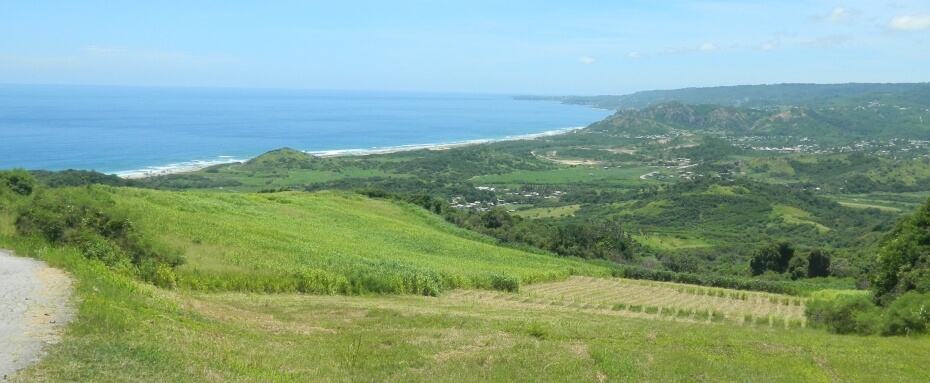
[805,294,880,335]
[881,291,930,336]
[15,186,184,287]
[489,273,520,293]
[0,169,37,197]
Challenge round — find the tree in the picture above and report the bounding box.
[788,255,809,280]
[871,197,930,305]
[749,242,795,276]
[807,248,832,278]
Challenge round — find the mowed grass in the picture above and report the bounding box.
[524,277,805,326]
[109,188,609,293]
[6,238,929,383]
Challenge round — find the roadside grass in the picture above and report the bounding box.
[4,236,929,382]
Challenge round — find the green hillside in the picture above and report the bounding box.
[109,188,607,294]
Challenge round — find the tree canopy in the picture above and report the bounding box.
[872,197,930,305]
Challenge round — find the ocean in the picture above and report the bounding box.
[0,84,612,175]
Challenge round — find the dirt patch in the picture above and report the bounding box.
[1,250,75,381]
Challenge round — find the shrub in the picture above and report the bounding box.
[15,186,184,287]
[881,291,930,336]
[0,169,37,197]
[489,273,520,293]
[805,294,880,335]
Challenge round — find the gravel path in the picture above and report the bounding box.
[0,250,74,381]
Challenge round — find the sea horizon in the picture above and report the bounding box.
[0,84,612,175]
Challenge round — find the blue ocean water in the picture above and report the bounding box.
[0,84,611,175]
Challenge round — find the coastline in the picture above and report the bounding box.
[116,126,584,179]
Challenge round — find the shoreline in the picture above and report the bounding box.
[116,126,584,179]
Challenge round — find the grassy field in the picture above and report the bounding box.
[826,194,930,212]
[514,204,582,219]
[472,166,652,185]
[633,234,711,251]
[5,237,929,382]
[108,188,609,294]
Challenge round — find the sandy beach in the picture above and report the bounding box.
[117,127,583,180]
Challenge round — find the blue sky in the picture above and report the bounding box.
[1,0,928,94]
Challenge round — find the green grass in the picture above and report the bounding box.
[514,205,582,219]
[191,165,394,192]
[633,233,711,250]
[5,236,929,382]
[771,204,831,233]
[472,166,651,185]
[108,188,609,294]
[827,195,910,212]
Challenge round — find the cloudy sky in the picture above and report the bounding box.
[1,0,928,94]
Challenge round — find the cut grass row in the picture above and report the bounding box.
[523,276,806,326]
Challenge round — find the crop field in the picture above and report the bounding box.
[109,188,610,294]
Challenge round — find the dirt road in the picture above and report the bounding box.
[0,250,74,381]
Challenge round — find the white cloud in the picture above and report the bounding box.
[578,56,595,64]
[699,42,718,51]
[888,14,930,31]
[627,51,641,59]
[824,7,852,23]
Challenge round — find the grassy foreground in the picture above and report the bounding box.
[4,236,929,382]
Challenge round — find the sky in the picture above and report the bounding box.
[1,0,928,95]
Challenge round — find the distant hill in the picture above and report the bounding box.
[518,83,930,110]
[584,97,930,143]
[240,147,322,170]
